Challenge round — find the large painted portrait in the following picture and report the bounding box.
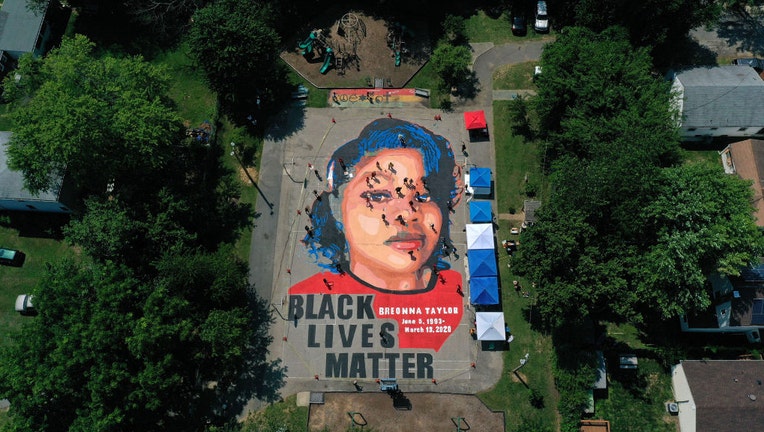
[288,118,465,379]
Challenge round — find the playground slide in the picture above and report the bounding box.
[299,32,315,55]
[320,48,334,74]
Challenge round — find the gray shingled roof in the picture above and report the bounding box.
[675,66,764,128]
[0,132,62,202]
[681,360,764,432]
[0,0,45,56]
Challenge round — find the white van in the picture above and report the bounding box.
[534,1,549,32]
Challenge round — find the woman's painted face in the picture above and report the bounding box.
[342,149,443,276]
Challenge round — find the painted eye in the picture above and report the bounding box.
[417,193,431,202]
[361,190,393,202]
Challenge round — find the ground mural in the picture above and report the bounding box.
[288,118,468,380]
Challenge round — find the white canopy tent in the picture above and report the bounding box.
[466,223,494,250]
[476,311,506,341]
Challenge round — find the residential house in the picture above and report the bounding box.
[0,0,51,61]
[0,132,74,213]
[671,360,764,432]
[679,270,764,343]
[670,66,764,141]
[719,139,764,228]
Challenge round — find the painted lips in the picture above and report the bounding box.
[384,233,425,251]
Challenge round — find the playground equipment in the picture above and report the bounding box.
[298,31,317,56]
[337,12,365,72]
[320,47,334,74]
[387,22,408,67]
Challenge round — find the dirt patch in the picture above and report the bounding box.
[281,10,431,89]
[307,392,504,432]
[238,166,258,183]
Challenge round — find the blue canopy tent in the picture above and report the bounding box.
[469,201,493,223]
[470,276,499,305]
[468,248,498,278]
[469,167,492,196]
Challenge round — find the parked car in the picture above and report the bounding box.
[0,247,24,267]
[15,294,35,316]
[534,0,549,32]
[512,15,527,36]
[732,58,764,72]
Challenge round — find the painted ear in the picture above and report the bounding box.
[449,164,465,209]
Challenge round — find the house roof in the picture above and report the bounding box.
[724,139,764,226]
[0,0,46,56]
[674,66,764,128]
[680,360,764,432]
[0,131,62,202]
[523,200,542,223]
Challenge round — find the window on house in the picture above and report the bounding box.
[687,128,696,131]
[710,127,718,131]
[752,299,764,325]
[739,127,748,131]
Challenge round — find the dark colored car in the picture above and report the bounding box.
[732,58,764,72]
[0,247,24,267]
[512,15,527,36]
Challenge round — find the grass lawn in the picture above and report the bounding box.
[594,322,678,432]
[493,61,539,90]
[151,44,217,126]
[287,68,329,108]
[406,61,447,109]
[477,233,559,432]
[240,395,308,432]
[492,100,547,217]
[0,104,14,131]
[477,100,557,432]
[465,10,549,44]
[0,215,76,347]
[152,44,260,263]
[217,119,261,261]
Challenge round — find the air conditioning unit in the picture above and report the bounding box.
[747,330,761,344]
[666,402,679,415]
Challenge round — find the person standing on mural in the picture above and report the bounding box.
[290,118,465,351]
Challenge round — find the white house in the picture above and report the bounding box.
[0,132,74,213]
[671,360,764,432]
[670,66,764,141]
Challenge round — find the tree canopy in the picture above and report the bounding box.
[188,0,282,114]
[553,0,723,56]
[430,43,472,91]
[0,249,277,431]
[3,35,184,195]
[514,27,764,326]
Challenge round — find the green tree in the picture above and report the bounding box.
[441,14,467,44]
[554,0,723,57]
[638,162,764,318]
[3,35,184,195]
[188,0,282,112]
[430,43,472,91]
[0,248,279,431]
[534,26,679,165]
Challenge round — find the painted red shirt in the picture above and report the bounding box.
[290,269,464,352]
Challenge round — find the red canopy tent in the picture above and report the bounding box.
[463,110,487,130]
